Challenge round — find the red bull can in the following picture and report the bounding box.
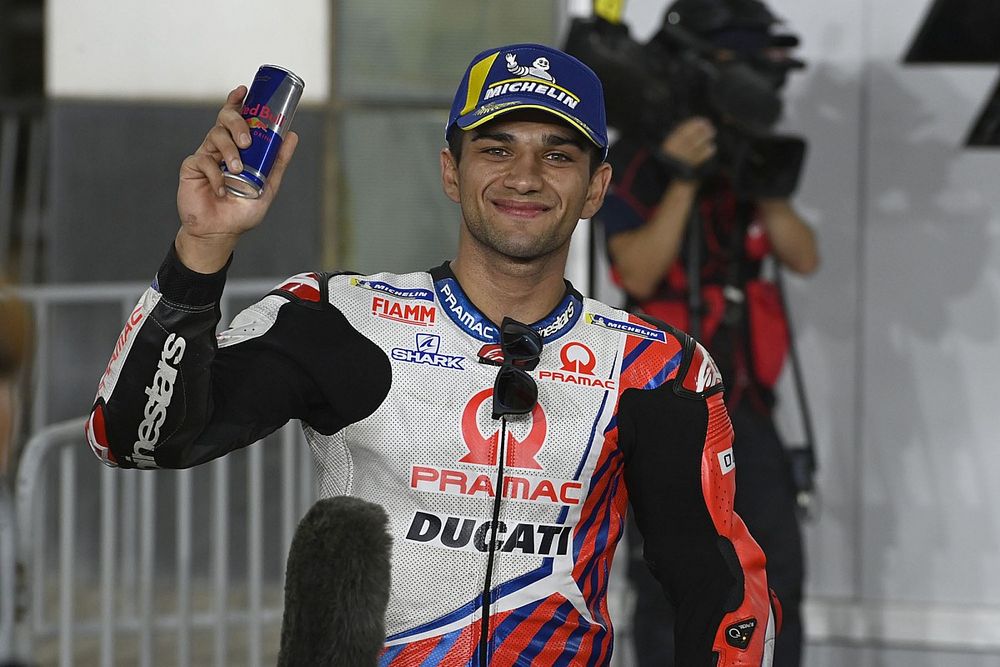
[223,65,305,198]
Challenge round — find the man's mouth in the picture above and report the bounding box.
[491,198,551,218]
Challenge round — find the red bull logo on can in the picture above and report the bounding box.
[242,103,290,132]
[245,116,269,132]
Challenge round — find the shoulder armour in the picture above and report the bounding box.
[269,272,332,309]
[635,314,725,400]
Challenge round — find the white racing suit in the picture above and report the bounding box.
[87,245,777,666]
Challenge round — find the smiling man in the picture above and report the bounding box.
[87,42,777,666]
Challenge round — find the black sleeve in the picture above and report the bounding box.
[617,336,774,664]
[618,383,734,664]
[90,244,391,469]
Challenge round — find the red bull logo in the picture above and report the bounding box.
[241,103,289,131]
[246,116,269,132]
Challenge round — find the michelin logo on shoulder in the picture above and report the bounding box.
[351,278,433,301]
[586,313,666,342]
[392,334,465,370]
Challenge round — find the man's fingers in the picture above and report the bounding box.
[218,109,252,151]
[226,85,247,108]
[677,117,716,145]
[201,124,244,174]
[220,86,251,147]
[180,153,227,197]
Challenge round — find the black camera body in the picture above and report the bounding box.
[564,14,806,198]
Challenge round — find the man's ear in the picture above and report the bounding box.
[581,161,613,220]
[440,148,461,204]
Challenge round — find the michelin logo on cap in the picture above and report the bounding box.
[505,53,554,81]
[481,53,581,111]
[447,42,609,156]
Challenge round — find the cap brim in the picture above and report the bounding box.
[456,100,608,155]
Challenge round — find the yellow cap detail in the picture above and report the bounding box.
[460,51,501,116]
[593,0,626,24]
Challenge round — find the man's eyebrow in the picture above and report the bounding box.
[469,129,588,152]
[470,130,515,144]
[542,134,588,152]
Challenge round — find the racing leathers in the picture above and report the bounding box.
[87,243,777,666]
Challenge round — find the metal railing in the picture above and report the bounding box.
[5,279,317,666]
[0,480,15,659]
[12,416,315,667]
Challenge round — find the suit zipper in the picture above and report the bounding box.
[478,418,507,666]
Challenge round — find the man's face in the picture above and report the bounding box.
[440,113,611,263]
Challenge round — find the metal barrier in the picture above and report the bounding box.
[12,279,286,434]
[0,480,15,659]
[13,417,314,667]
[5,280,317,666]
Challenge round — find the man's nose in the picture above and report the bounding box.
[503,152,544,193]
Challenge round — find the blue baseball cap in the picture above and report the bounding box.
[447,43,609,158]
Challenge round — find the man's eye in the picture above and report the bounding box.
[483,146,508,157]
[546,152,572,162]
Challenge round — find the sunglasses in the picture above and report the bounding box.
[491,317,542,420]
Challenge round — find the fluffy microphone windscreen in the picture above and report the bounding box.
[277,496,392,666]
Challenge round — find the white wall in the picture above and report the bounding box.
[46,0,330,101]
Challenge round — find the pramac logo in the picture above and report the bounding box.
[537,342,616,390]
[459,388,545,469]
[409,388,583,506]
[559,342,596,374]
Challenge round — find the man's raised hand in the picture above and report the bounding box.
[175,86,299,273]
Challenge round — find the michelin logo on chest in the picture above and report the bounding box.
[391,333,465,370]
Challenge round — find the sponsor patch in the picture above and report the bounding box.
[98,303,146,394]
[725,618,758,650]
[351,278,433,301]
[390,334,464,370]
[435,278,498,341]
[585,313,666,342]
[405,511,573,556]
[131,333,186,468]
[718,447,735,475]
[537,340,616,390]
[480,52,582,113]
[460,388,544,469]
[410,466,582,506]
[534,296,579,340]
[371,296,436,326]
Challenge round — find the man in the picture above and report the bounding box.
[596,3,819,665]
[87,42,776,665]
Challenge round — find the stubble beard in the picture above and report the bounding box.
[460,197,574,264]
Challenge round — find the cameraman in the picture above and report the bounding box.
[593,2,818,665]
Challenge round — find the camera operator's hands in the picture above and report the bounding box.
[659,117,717,177]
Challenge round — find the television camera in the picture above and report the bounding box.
[564,0,808,197]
